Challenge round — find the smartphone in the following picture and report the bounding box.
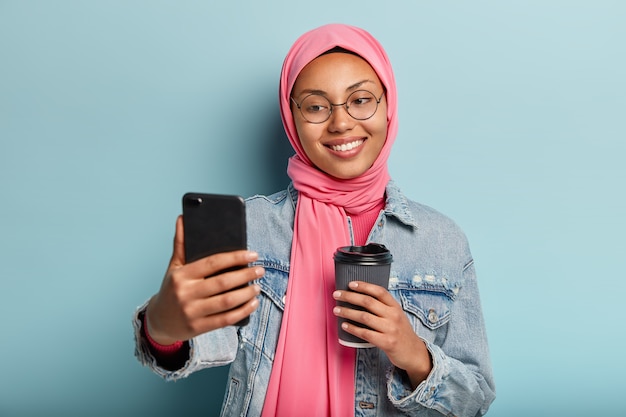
[182,192,249,325]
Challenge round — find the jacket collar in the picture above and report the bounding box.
[383,180,418,229]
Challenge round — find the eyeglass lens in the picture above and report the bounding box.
[298,90,380,123]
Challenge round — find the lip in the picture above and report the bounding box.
[325,137,367,158]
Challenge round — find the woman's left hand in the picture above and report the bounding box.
[333,281,433,389]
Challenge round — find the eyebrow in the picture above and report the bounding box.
[296,79,377,97]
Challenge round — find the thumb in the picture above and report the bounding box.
[168,215,185,268]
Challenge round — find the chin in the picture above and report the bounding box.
[315,159,374,180]
[326,168,369,181]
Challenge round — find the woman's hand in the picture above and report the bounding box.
[145,216,264,345]
[332,281,432,389]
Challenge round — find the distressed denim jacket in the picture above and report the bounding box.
[133,181,496,417]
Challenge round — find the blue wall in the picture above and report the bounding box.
[1,1,624,416]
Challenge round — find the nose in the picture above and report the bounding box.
[327,104,354,132]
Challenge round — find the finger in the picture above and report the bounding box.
[347,281,397,306]
[333,288,387,317]
[187,250,259,280]
[194,296,260,331]
[193,283,262,317]
[339,320,379,344]
[198,265,265,297]
[168,215,185,269]
[333,304,385,332]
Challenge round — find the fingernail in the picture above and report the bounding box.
[349,281,358,289]
[246,251,259,261]
[333,291,341,299]
[333,307,341,315]
[255,267,265,277]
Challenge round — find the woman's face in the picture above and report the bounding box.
[291,52,388,180]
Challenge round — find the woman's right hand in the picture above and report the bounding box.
[145,216,263,346]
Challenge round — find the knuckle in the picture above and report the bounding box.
[219,291,237,310]
[170,288,186,308]
[371,286,386,299]
[357,310,370,324]
[361,296,376,309]
[210,275,230,294]
[202,254,225,274]
[385,336,399,351]
[188,321,203,335]
[180,303,195,322]
[169,269,186,286]
[391,311,404,323]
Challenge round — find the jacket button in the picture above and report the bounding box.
[428,309,438,324]
[358,401,375,409]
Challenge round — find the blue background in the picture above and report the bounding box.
[1,1,624,416]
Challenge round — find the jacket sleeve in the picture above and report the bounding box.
[386,261,496,417]
[132,301,239,381]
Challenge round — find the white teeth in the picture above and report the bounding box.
[330,139,363,152]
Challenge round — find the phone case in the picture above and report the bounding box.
[182,192,249,326]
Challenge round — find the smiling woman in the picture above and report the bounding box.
[133,23,495,417]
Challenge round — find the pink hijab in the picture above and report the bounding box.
[261,24,398,417]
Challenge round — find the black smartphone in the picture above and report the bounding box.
[182,192,249,325]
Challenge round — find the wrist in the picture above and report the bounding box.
[404,341,433,390]
[143,314,182,348]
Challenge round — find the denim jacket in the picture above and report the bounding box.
[133,181,495,417]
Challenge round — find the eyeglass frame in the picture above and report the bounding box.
[290,89,386,124]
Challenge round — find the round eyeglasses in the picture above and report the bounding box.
[291,90,385,124]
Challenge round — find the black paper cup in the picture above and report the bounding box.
[334,243,393,348]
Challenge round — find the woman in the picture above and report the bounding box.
[134,23,495,417]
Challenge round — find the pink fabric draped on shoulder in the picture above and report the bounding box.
[261,23,398,417]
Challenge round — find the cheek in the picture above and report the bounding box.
[294,119,319,144]
[369,115,388,145]
[293,116,311,149]
[293,120,321,158]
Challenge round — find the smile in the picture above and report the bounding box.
[329,139,364,152]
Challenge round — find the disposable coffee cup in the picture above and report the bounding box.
[334,243,393,348]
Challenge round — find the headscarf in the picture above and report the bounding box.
[261,23,398,417]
